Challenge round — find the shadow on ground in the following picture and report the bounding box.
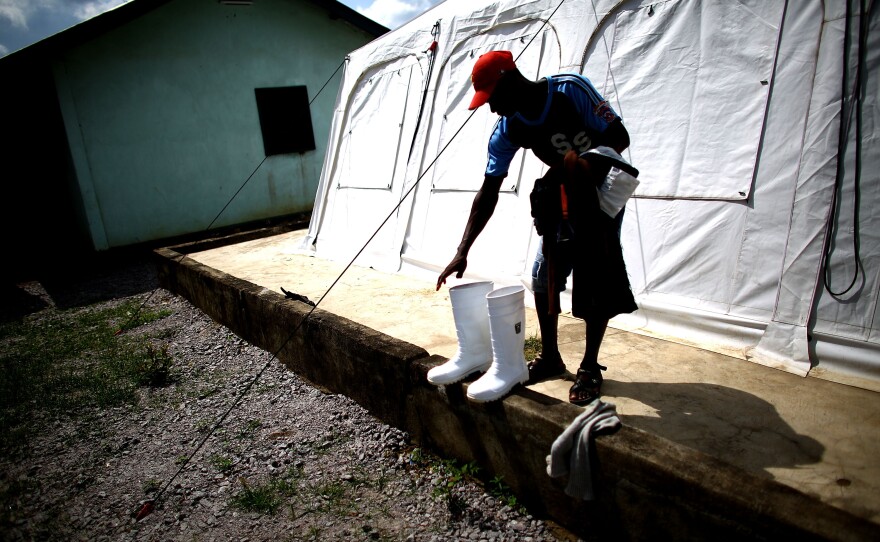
[0,283,52,322]
[606,380,825,475]
[1,249,159,321]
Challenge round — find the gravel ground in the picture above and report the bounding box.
[1,252,573,541]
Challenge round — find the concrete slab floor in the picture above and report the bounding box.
[189,229,880,526]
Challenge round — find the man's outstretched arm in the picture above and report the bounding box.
[436,176,504,290]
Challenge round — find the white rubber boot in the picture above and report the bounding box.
[427,281,494,386]
[467,285,529,402]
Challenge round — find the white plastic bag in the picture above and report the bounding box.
[597,168,640,218]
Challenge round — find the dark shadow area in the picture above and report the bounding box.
[603,379,825,475]
[1,213,312,314]
[38,248,160,310]
[0,283,52,323]
[0,248,158,320]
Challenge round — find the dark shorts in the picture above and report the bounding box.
[530,204,636,321]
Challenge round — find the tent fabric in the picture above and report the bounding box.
[301,0,880,391]
[597,0,784,199]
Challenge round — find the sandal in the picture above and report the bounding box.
[527,353,566,384]
[569,364,606,406]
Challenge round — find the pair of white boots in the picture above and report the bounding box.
[427,282,528,402]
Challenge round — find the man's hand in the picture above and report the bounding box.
[566,149,621,186]
[564,149,592,180]
[563,149,581,175]
[436,255,468,291]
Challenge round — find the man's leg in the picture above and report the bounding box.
[582,316,608,368]
[534,292,560,359]
[570,316,608,405]
[528,292,566,384]
[568,208,626,405]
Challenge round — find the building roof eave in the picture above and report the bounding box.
[0,0,388,71]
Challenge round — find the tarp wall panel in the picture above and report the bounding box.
[808,2,880,389]
[752,4,848,376]
[589,0,784,200]
[307,53,428,271]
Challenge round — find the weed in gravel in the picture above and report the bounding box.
[373,468,390,492]
[344,466,371,488]
[311,431,350,457]
[408,447,425,465]
[273,466,304,498]
[377,502,393,518]
[489,475,524,512]
[230,418,263,441]
[232,477,281,514]
[132,343,177,387]
[316,480,346,504]
[194,384,222,401]
[431,458,481,502]
[523,333,542,361]
[142,479,161,495]
[195,418,213,433]
[118,306,173,333]
[231,466,304,515]
[210,454,234,474]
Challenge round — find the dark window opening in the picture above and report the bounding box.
[254,86,316,156]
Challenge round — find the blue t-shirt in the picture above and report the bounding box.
[485,74,620,177]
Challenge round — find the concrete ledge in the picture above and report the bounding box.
[155,244,880,541]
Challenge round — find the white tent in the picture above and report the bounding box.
[301,0,879,391]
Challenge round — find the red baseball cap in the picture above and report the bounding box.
[468,50,516,110]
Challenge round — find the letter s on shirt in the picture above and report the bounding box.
[551,131,592,155]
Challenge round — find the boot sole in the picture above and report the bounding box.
[427,364,491,386]
[465,375,528,403]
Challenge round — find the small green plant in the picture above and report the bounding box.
[236,418,262,439]
[523,333,542,361]
[373,469,389,492]
[133,343,176,387]
[488,475,521,510]
[231,477,281,514]
[317,481,346,502]
[431,459,480,501]
[230,466,303,515]
[408,447,425,466]
[142,479,161,494]
[273,466,303,498]
[196,385,221,400]
[210,454,234,473]
[308,476,355,516]
[195,418,213,434]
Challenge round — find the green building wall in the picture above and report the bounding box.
[53,0,376,249]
